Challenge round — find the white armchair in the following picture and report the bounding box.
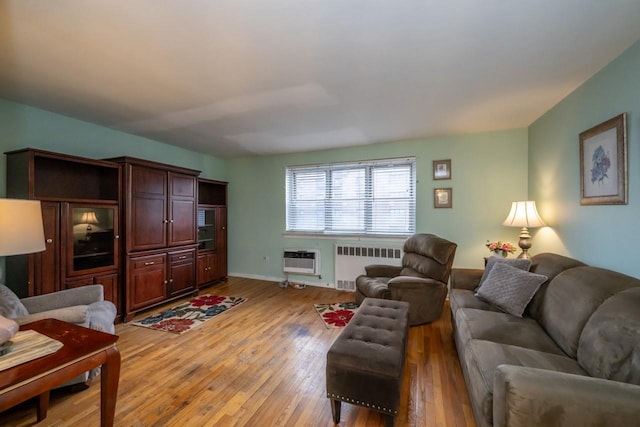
[0,284,117,386]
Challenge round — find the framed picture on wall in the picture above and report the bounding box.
[434,188,452,208]
[579,113,627,205]
[433,159,451,180]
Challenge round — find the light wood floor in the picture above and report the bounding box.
[1,277,476,427]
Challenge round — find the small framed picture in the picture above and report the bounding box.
[579,113,627,205]
[433,159,451,180]
[434,188,452,208]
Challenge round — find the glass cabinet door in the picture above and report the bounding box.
[67,204,119,275]
[197,208,216,250]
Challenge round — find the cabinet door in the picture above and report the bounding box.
[168,172,196,247]
[130,166,167,251]
[197,253,208,287]
[127,254,166,312]
[32,202,61,296]
[168,249,196,297]
[216,207,227,280]
[65,204,119,277]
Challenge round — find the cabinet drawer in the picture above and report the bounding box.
[132,255,165,269]
[170,251,194,264]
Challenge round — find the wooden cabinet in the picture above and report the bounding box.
[197,178,228,287]
[127,165,197,251]
[197,252,217,287]
[110,157,200,321]
[128,252,167,311]
[5,149,121,314]
[30,202,61,296]
[66,272,118,308]
[168,248,196,297]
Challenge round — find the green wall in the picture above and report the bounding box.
[0,99,228,193]
[227,129,529,286]
[529,39,640,278]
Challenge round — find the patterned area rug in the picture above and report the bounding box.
[132,295,246,334]
[314,302,358,328]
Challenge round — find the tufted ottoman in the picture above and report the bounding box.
[326,297,409,426]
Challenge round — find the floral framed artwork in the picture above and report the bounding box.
[434,188,452,208]
[579,113,627,205]
[433,159,451,180]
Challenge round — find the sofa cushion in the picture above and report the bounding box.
[456,308,565,356]
[475,263,547,317]
[449,289,501,316]
[578,287,640,385]
[540,266,640,358]
[463,339,587,426]
[525,253,586,320]
[0,284,29,318]
[478,257,532,289]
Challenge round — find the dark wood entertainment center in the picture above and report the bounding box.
[4,148,228,322]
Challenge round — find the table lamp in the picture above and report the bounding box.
[80,211,99,241]
[0,199,46,353]
[502,201,546,259]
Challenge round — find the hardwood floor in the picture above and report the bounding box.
[1,277,476,426]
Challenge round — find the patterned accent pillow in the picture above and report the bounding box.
[478,257,532,289]
[475,262,548,317]
[0,284,29,319]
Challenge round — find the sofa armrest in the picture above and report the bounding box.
[387,276,445,290]
[21,285,104,314]
[364,264,403,278]
[16,305,88,326]
[494,365,640,427]
[450,268,483,291]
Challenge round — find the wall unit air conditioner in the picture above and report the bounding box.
[283,249,320,275]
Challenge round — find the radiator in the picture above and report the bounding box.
[334,244,403,291]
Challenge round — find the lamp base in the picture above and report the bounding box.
[517,226,533,260]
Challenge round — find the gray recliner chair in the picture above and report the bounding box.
[355,233,457,325]
[0,284,117,386]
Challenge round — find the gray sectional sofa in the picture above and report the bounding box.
[449,253,640,427]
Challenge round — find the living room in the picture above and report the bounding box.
[1,2,640,426]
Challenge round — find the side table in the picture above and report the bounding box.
[0,318,120,426]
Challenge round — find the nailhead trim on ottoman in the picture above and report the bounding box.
[326,297,409,426]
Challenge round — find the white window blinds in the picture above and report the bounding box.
[286,157,416,235]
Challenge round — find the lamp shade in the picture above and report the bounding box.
[502,201,546,228]
[80,211,99,224]
[0,199,46,256]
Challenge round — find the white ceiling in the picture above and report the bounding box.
[2,1,640,158]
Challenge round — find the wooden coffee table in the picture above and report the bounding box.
[0,318,120,426]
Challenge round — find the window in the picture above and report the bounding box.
[286,158,416,236]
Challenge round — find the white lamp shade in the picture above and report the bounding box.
[80,211,99,224]
[0,199,46,256]
[502,201,546,228]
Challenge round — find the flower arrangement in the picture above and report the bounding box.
[486,240,517,257]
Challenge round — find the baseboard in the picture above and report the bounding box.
[228,272,337,290]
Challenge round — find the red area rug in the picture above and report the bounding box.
[132,294,246,334]
[314,302,358,328]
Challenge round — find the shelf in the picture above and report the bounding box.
[74,251,112,259]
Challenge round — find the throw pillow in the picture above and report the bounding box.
[478,256,532,288]
[475,262,548,317]
[0,284,29,319]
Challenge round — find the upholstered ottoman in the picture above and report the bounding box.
[326,298,409,426]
